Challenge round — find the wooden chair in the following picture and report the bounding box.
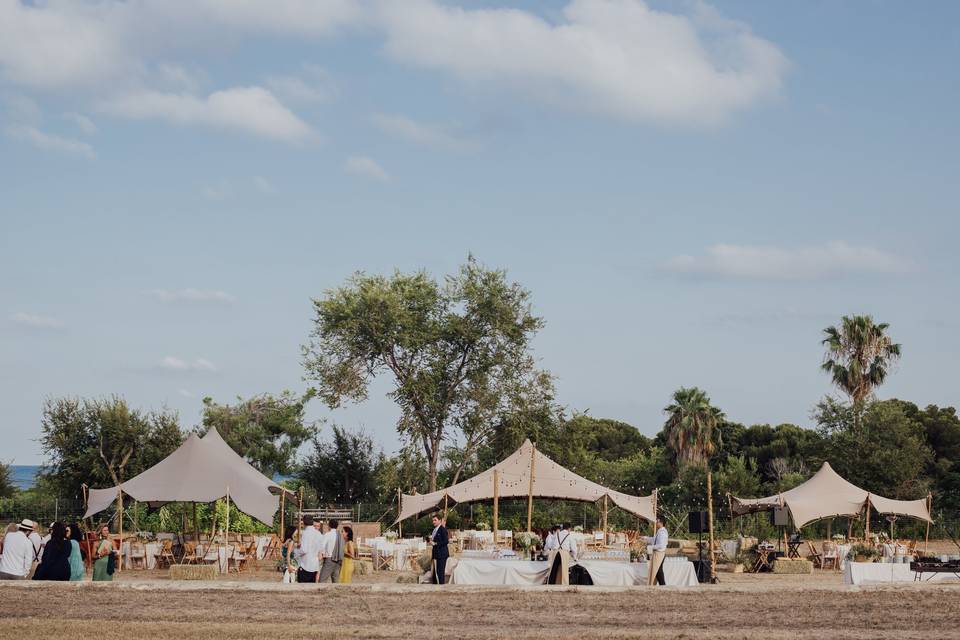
[357,543,373,562]
[806,541,823,569]
[822,541,840,570]
[373,548,393,571]
[156,539,176,568]
[128,542,147,569]
[180,541,198,564]
[261,535,280,561]
[228,544,247,572]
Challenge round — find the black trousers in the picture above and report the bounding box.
[654,562,666,586]
[297,568,317,583]
[434,557,447,584]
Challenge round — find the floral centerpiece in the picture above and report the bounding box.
[573,525,584,533]
[849,543,879,562]
[384,530,399,541]
[831,534,846,542]
[476,522,491,531]
[515,532,541,551]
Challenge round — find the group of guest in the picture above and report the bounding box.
[542,523,579,561]
[0,519,117,581]
[285,516,357,584]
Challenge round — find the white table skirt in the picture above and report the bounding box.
[843,561,960,585]
[450,558,699,587]
[196,543,231,573]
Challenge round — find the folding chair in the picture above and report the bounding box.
[128,542,147,569]
[806,541,823,569]
[156,539,176,568]
[822,541,839,571]
[373,548,393,571]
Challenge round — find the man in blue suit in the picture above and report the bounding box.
[430,513,449,584]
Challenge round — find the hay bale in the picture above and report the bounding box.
[395,574,419,584]
[773,559,812,574]
[169,564,219,581]
[354,560,372,576]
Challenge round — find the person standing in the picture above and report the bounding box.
[281,525,298,583]
[297,515,321,583]
[645,518,668,586]
[558,523,578,562]
[543,525,560,553]
[339,526,356,584]
[66,523,85,581]
[92,525,115,582]
[32,522,71,581]
[318,519,342,583]
[0,520,35,580]
[430,514,449,585]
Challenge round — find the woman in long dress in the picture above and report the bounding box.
[92,525,115,582]
[281,526,298,583]
[67,523,85,581]
[339,526,356,584]
[32,522,71,581]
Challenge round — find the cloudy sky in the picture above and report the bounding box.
[2,1,958,465]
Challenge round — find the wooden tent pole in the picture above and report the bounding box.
[652,489,658,535]
[707,471,716,583]
[602,495,609,546]
[192,503,199,542]
[116,488,123,573]
[279,489,285,538]
[526,443,537,532]
[297,487,304,545]
[864,495,871,539]
[493,469,499,548]
[924,493,932,555]
[443,493,449,522]
[397,488,402,538]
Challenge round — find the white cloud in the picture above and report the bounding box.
[156,64,205,92]
[148,288,236,304]
[177,388,195,398]
[63,112,97,135]
[4,124,95,159]
[661,242,911,281]
[201,182,232,201]
[266,65,337,105]
[253,176,275,194]
[99,86,315,143]
[9,312,65,330]
[377,0,787,126]
[157,356,218,373]
[372,113,478,151]
[345,155,391,182]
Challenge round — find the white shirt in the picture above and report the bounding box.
[558,529,577,560]
[298,526,321,573]
[645,526,668,551]
[321,528,340,560]
[0,531,34,577]
[544,532,558,551]
[28,532,41,557]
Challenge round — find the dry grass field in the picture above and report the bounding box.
[2,571,959,640]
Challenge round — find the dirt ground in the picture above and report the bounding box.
[2,569,959,640]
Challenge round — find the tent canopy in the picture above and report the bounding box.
[84,428,292,525]
[396,439,656,524]
[730,462,930,528]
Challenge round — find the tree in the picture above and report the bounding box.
[299,425,378,504]
[662,387,725,468]
[303,258,547,492]
[821,315,901,409]
[200,390,316,477]
[39,396,183,498]
[0,462,15,498]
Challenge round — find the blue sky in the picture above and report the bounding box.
[2,0,958,465]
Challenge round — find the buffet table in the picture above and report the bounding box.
[843,562,960,585]
[450,557,699,587]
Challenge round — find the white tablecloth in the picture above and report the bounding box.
[196,543,231,573]
[121,542,161,569]
[836,544,852,569]
[843,562,960,585]
[450,558,699,587]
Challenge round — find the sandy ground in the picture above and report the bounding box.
[2,567,959,640]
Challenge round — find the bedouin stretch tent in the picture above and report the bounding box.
[84,427,292,526]
[395,439,656,525]
[729,461,931,528]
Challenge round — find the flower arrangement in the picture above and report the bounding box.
[832,534,846,542]
[384,530,399,541]
[849,543,879,562]
[514,532,542,551]
[573,525,584,532]
[476,522,491,531]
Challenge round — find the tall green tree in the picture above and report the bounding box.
[0,462,15,498]
[200,390,316,477]
[662,387,725,468]
[299,425,378,504]
[821,315,901,408]
[303,258,547,492]
[39,396,183,498]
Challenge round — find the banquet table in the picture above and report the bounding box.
[196,543,231,573]
[450,558,699,587]
[843,562,960,585]
[121,541,162,569]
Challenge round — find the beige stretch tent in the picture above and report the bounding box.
[84,428,291,525]
[395,439,656,524]
[729,461,931,528]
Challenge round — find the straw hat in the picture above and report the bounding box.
[17,519,35,532]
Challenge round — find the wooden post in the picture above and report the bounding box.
[602,495,609,546]
[397,488,402,538]
[279,489,285,538]
[297,487,304,544]
[192,502,199,541]
[707,471,716,583]
[652,489,658,535]
[924,493,932,555]
[116,488,124,573]
[493,471,501,540]
[826,518,832,540]
[864,495,871,539]
[443,493,449,522]
[526,443,537,532]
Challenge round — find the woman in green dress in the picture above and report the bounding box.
[92,525,115,582]
[67,523,85,581]
[281,526,297,583]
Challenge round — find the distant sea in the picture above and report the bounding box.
[10,465,40,490]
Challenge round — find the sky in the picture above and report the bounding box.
[1,0,958,465]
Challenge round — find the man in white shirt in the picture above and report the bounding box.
[645,518,668,586]
[297,515,321,583]
[543,525,559,552]
[318,519,343,583]
[558,522,577,561]
[26,521,42,558]
[0,520,36,579]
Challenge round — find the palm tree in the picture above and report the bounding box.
[663,387,725,468]
[821,315,901,408]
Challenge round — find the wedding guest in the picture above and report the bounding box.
[558,523,577,562]
[32,521,71,581]
[430,513,449,585]
[92,525,115,582]
[26,520,42,558]
[318,520,342,583]
[544,525,560,552]
[644,518,668,586]
[281,525,298,581]
[297,515,321,583]
[339,526,356,584]
[0,520,35,579]
[67,523,85,581]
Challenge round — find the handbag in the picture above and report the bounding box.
[282,568,294,584]
[106,550,116,575]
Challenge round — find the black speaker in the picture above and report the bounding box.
[688,510,708,534]
[770,507,790,527]
[692,559,712,583]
